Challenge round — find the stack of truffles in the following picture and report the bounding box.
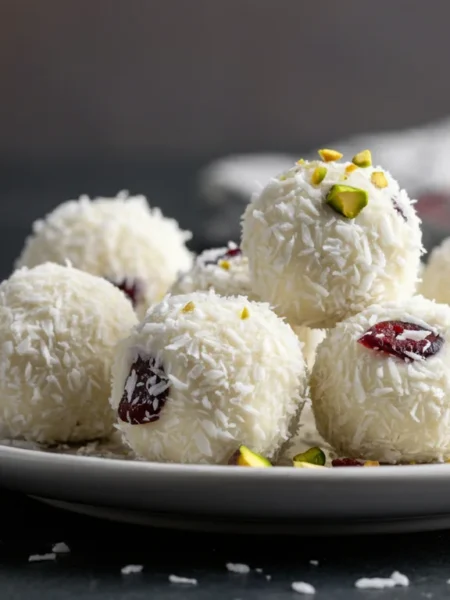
[3,148,450,468]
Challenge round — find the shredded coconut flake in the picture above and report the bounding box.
[226,563,251,574]
[355,571,409,589]
[121,564,143,575]
[169,574,198,585]
[52,542,70,554]
[28,553,56,562]
[291,581,316,595]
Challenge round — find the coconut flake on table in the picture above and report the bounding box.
[242,154,424,329]
[169,574,198,585]
[28,553,56,562]
[354,571,409,589]
[226,563,251,574]
[291,581,316,594]
[121,565,143,575]
[52,542,70,554]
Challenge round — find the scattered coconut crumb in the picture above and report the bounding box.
[309,560,319,566]
[291,581,316,595]
[52,542,70,554]
[121,565,143,575]
[355,571,409,589]
[255,568,263,573]
[226,563,251,574]
[169,575,198,585]
[28,553,56,562]
[266,575,272,581]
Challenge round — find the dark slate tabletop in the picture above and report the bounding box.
[1,160,450,599]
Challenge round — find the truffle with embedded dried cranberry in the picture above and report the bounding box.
[311,296,450,464]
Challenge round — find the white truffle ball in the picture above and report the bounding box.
[15,191,194,318]
[242,155,424,328]
[170,242,254,298]
[0,263,138,444]
[110,291,307,465]
[421,238,450,303]
[311,296,450,463]
[170,243,323,369]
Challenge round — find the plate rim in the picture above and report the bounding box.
[2,443,450,483]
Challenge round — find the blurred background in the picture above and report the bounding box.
[2,0,450,266]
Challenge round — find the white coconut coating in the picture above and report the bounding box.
[242,157,424,328]
[170,244,323,370]
[0,263,138,444]
[311,296,450,463]
[420,238,450,303]
[170,242,254,299]
[293,327,327,371]
[110,291,307,465]
[15,191,194,318]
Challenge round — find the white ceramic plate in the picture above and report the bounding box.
[2,443,450,535]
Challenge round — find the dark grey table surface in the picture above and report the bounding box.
[1,160,450,599]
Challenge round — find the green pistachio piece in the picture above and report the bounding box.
[326,184,369,219]
[352,149,372,168]
[293,446,326,466]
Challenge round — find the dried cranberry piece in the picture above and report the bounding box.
[204,245,242,266]
[107,277,145,307]
[118,356,170,425]
[331,458,363,467]
[358,320,444,361]
[224,247,242,259]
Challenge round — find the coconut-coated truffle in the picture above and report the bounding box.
[170,243,323,369]
[420,238,450,303]
[110,291,307,465]
[170,242,254,298]
[241,151,424,328]
[311,296,450,463]
[15,191,194,318]
[0,263,138,444]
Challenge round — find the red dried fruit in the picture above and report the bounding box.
[331,458,363,467]
[358,320,444,361]
[108,277,145,307]
[118,356,170,425]
[204,246,242,266]
[224,247,242,259]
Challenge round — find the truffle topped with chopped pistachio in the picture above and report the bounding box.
[242,149,424,329]
[110,290,307,465]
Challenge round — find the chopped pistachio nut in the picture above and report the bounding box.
[311,166,327,186]
[240,306,250,320]
[326,184,369,219]
[296,158,305,165]
[219,259,231,270]
[228,445,272,467]
[371,171,388,189]
[293,446,326,466]
[293,461,327,469]
[363,460,380,467]
[181,301,195,313]
[318,148,343,162]
[352,149,372,168]
[345,163,358,174]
